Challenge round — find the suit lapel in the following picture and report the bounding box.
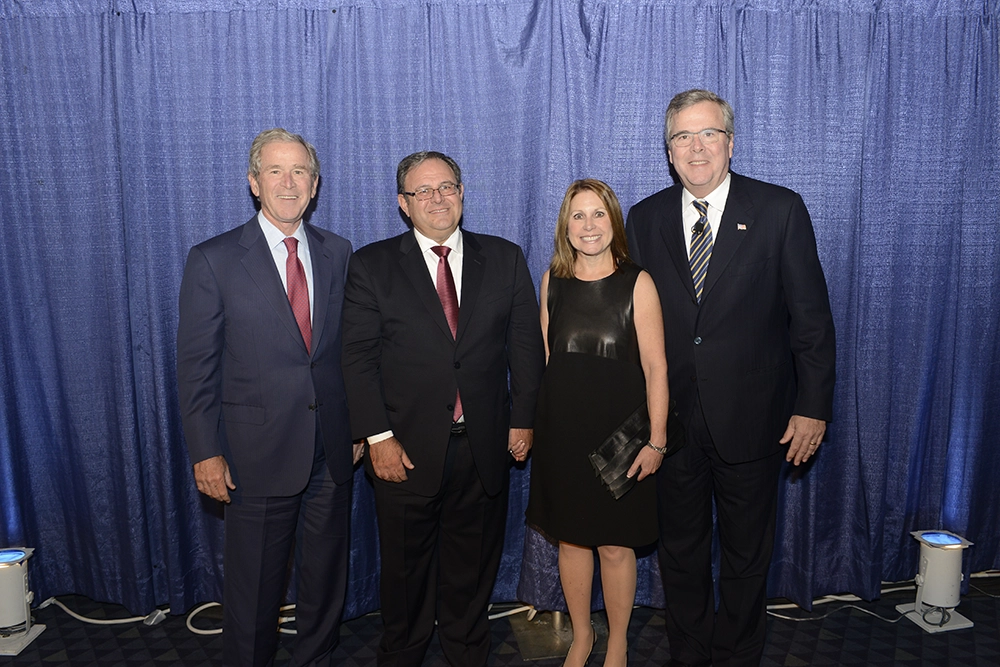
[398,231,456,342]
[304,224,332,357]
[238,219,310,354]
[657,188,698,302]
[702,173,754,300]
[456,231,484,345]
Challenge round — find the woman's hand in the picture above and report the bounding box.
[627,445,664,481]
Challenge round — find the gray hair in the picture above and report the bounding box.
[664,89,735,142]
[396,151,463,194]
[248,128,320,179]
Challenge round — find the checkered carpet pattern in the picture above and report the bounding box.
[4,581,998,665]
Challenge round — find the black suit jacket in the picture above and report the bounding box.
[626,173,835,463]
[177,216,354,495]
[341,229,545,496]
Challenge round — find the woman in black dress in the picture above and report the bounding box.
[526,179,670,667]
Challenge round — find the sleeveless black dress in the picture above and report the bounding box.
[526,263,657,547]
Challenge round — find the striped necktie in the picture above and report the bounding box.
[689,199,713,303]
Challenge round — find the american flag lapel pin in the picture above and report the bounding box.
[737,223,747,231]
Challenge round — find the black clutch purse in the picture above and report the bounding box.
[588,399,685,499]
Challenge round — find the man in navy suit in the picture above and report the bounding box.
[341,151,545,666]
[177,129,358,667]
[626,90,836,667]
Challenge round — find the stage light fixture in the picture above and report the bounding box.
[0,547,45,656]
[895,530,974,633]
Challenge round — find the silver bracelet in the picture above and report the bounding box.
[646,442,668,455]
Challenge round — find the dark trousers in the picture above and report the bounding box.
[657,399,782,667]
[373,431,508,667]
[223,444,351,667]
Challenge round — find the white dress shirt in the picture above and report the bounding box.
[682,172,732,260]
[413,226,464,303]
[369,227,466,444]
[257,213,314,324]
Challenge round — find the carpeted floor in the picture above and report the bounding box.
[3,578,998,665]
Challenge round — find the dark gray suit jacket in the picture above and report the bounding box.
[177,216,354,495]
[341,229,545,497]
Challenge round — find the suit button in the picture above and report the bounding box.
[694,337,702,345]
[454,362,461,369]
[447,404,455,412]
[690,376,697,382]
[310,362,317,369]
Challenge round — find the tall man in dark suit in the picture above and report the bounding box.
[626,90,836,667]
[177,129,358,667]
[341,151,545,667]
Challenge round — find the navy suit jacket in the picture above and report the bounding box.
[626,172,836,463]
[177,216,354,495]
[341,229,545,497]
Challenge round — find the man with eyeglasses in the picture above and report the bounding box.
[626,90,836,667]
[341,151,545,666]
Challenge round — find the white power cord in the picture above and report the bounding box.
[969,569,1000,598]
[183,601,536,636]
[49,570,999,639]
[39,597,167,626]
[185,602,298,635]
[765,584,915,611]
[185,602,222,636]
[766,570,1000,623]
[487,603,534,621]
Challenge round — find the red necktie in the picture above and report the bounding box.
[283,237,312,353]
[431,246,462,421]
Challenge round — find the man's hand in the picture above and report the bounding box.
[508,428,533,462]
[193,455,236,503]
[780,415,827,466]
[369,436,414,482]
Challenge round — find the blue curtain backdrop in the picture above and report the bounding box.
[1,0,998,619]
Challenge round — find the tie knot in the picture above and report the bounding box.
[432,245,451,259]
[693,200,709,218]
[283,237,299,255]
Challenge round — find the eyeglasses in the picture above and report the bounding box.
[668,128,729,148]
[402,183,460,201]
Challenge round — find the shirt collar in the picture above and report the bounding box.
[257,212,307,249]
[682,172,732,214]
[413,227,463,256]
